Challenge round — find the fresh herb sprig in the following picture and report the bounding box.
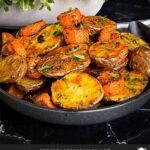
[0,0,55,11]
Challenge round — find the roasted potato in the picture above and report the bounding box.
[57,8,84,28]
[37,44,91,78]
[129,46,150,77]
[82,16,117,36]
[121,32,148,50]
[51,72,104,109]
[26,56,42,79]
[27,24,64,57]
[16,76,45,93]
[2,32,14,45]
[34,93,56,108]
[63,27,89,44]
[18,36,33,49]
[2,39,27,58]
[7,84,25,99]
[19,20,46,37]
[89,40,128,69]
[0,55,27,83]
[97,70,148,102]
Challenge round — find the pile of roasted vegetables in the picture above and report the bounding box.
[0,8,150,110]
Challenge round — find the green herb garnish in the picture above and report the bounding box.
[124,74,139,82]
[53,30,61,36]
[79,24,84,29]
[45,31,50,37]
[69,46,80,51]
[74,54,85,61]
[110,72,119,78]
[98,16,105,23]
[38,65,53,72]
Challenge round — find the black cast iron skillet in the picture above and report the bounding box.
[0,21,150,125]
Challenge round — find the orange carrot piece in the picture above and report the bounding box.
[19,20,46,37]
[57,8,84,28]
[34,93,56,108]
[26,57,42,79]
[63,27,89,44]
[7,84,25,99]
[1,39,27,58]
[2,32,14,45]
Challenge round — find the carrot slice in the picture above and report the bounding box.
[2,32,14,45]
[63,27,89,44]
[57,8,84,28]
[19,20,46,37]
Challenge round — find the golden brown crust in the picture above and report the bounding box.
[0,55,27,83]
[27,24,64,57]
[51,72,104,109]
[129,46,150,77]
[82,16,117,36]
[37,44,91,78]
[16,76,45,93]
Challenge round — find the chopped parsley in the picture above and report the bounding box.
[124,74,139,82]
[69,46,80,51]
[53,30,61,36]
[79,24,84,29]
[98,16,105,24]
[74,54,85,61]
[38,65,53,72]
[45,31,50,37]
[110,72,119,78]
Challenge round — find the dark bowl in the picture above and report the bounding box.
[0,21,150,125]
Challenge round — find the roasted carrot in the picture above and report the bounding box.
[19,20,46,37]
[57,8,84,28]
[63,27,89,44]
[26,57,42,79]
[18,36,32,49]
[97,70,125,97]
[2,32,14,45]
[98,28,111,42]
[34,93,56,108]
[1,39,27,58]
[7,84,25,99]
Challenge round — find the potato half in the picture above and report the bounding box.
[121,32,148,51]
[0,55,27,83]
[51,72,104,109]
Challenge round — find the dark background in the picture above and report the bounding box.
[0,0,150,144]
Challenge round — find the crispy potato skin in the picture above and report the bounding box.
[82,16,117,36]
[89,40,128,69]
[57,8,84,28]
[27,24,64,57]
[129,46,150,77]
[34,93,56,108]
[26,57,42,79]
[51,72,104,109]
[19,20,46,37]
[63,27,89,44]
[121,32,148,50]
[7,84,25,99]
[0,55,27,83]
[2,32,14,45]
[16,76,45,93]
[37,44,91,78]
[97,70,148,102]
[2,39,27,58]
[18,36,33,49]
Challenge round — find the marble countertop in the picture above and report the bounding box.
[0,0,150,144]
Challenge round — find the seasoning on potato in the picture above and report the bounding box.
[51,72,104,109]
[129,46,150,77]
[121,32,148,50]
[89,39,128,69]
[16,76,45,93]
[37,44,91,78]
[27,24,64,57]
[82,16,117,36]
[0,55,27,83]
